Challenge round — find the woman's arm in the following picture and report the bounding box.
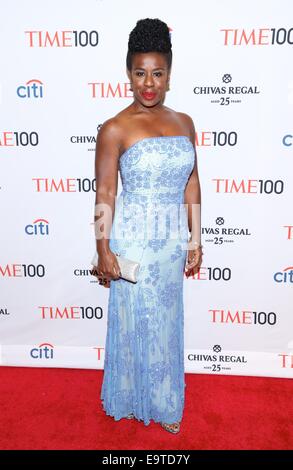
[93,119,121,285]
[94,119,120,254]
[184,117,201,248]
[183,116,203,275]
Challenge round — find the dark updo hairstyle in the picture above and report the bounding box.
[126,18,172,71]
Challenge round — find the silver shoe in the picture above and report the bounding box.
[161,422,180,434]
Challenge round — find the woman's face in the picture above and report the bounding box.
[127,52,170,107]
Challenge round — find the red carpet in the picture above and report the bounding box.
[0,366,291,450]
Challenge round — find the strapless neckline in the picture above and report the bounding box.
[120,135,192,160]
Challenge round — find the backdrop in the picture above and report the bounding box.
[1,0,292,378]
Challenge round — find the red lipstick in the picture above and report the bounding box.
[142,91,156,100]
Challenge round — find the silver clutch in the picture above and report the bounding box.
[91,251,140,283]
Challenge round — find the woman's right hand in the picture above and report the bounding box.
[93,251,121,288]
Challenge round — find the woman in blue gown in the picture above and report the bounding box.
[93,18,202,434]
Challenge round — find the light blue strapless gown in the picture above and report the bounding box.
[100,135,195,426]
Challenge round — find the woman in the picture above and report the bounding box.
[93,18,202,434]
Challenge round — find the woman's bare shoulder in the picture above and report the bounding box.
[176,111,196,139]
[176,110,195,125]
[96,113,129,151]
[99,106,133,134]
[163,106,195,130]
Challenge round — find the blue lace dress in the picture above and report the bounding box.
[100,135,195,425]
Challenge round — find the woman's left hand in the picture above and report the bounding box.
[185,246,203,277]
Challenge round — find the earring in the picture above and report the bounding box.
[166,82,170,91]
[129,83,133,91]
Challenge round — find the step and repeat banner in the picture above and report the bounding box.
[0,0,292,378]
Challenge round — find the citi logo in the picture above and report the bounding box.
[17,79,44,98]
[220,27,293,46]
[283,134,293,146]
[274,266,293,283]
[25,30,99,47]
[30,343,54,359]
[25,218,49,236]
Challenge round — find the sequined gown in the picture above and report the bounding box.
[100,135,195,426]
